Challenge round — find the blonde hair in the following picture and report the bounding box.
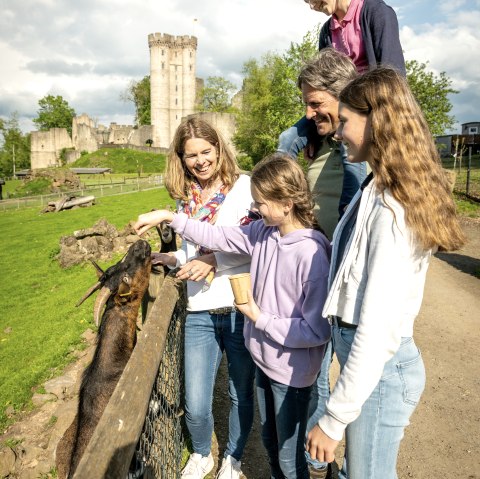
[251,153,319,231]
[339,68,465,251]
[165,116,239,201]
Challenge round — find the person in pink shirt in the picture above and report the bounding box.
[278,0,405,158]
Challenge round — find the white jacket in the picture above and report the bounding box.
[319,179,433,441]
[173,174,252,312]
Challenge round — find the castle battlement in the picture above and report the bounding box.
[148,33,197,49]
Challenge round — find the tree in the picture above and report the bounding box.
[121,76,151,126]
[234,29,318,163]
[234,25,458,160]
[406,60,457,136]
[32,95,76,135]
[0,112,31,177]
[198,76,238,112]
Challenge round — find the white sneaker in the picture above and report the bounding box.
[181,453,214,479]
[215,455,242,479]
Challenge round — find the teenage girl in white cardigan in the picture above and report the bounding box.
[306,68,465,478]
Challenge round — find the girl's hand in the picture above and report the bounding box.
[176,255,216,282]
[306,424,339,464]
[235,290,260,323]
[134,210,174,236]
[151,252,177,267]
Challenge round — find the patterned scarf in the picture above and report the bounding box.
[180,181,228,291]
[182,181,227,225]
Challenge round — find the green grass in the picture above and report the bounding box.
[71,148,166,174]
[0,187,175,431]
[2,179,22,197]
[454,193,480,218]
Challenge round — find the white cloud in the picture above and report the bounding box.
[400,14,480,132]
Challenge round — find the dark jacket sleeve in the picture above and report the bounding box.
[361,0,406,76]
[318,19,332,50]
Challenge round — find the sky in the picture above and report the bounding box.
[0,0,479,135]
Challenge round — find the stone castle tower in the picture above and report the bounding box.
[148,33,198,149]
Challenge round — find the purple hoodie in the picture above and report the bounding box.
[170,213,332,388]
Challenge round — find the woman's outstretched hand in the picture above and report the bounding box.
[176,255,217,282]
[306,424,339,464]
[134,209,175,236]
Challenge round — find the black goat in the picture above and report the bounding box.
[56,239,152,479]
[141,213,177,322]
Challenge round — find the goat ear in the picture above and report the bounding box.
[118,276,131,298]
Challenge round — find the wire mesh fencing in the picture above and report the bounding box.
[129,290,187,478]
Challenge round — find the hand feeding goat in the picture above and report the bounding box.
[56,239,152,479]
[141,211,177,322]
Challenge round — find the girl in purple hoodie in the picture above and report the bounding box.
[135,153,332,479]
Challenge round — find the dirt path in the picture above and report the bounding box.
[214,218,480,479]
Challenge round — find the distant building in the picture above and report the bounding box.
[30,32,239,170]
[435,122,480,157]
[462,122,480,135]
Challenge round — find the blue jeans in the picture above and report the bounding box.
[332,326,426,479]
[184,310,256,460]
[256,368,311,479]
[277,116,366,216]
[305,340,333,471]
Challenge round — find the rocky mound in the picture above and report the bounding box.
[57,218,157,268]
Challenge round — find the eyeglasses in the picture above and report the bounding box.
[239,210,262,226]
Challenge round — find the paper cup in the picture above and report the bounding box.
[229,273,251,305]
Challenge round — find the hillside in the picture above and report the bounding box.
[71,148,166,174]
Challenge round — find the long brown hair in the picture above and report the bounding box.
[165,116,239,201]
[251,153,319,231]
[339,68,465,251]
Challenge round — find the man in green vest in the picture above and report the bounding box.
[296,48,367,239]
[297,48,367,479]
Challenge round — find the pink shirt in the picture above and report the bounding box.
[330,0,369,73]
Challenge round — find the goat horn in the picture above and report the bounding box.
[91,260,105,278]
[76,281,102,307]
[93,286,112,327]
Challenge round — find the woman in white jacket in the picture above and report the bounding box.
[152,117,255,479]
[306,68,465,478]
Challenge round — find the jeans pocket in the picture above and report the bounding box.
[396,350,426,406]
